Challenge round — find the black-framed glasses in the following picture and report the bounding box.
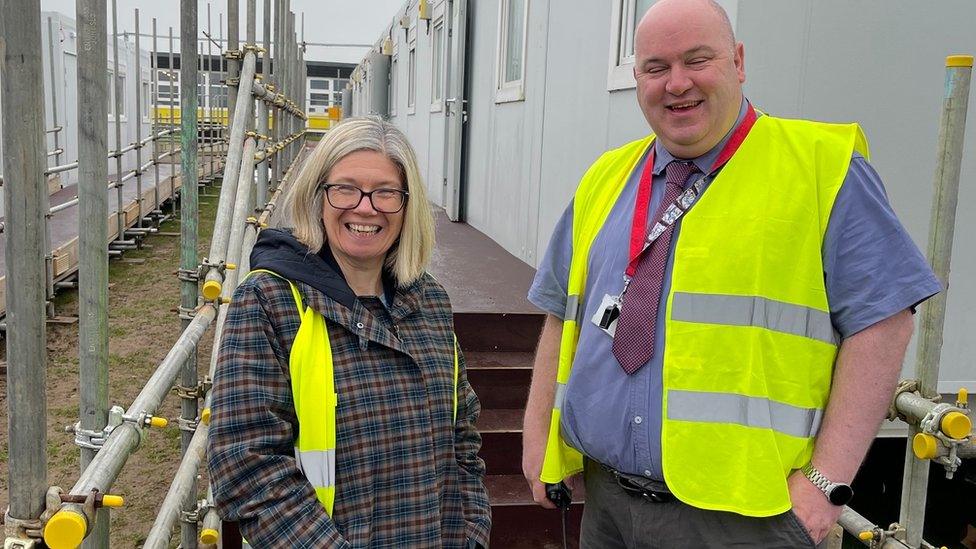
[319,183,409,214]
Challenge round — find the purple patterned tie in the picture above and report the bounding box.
[612,161,700,374]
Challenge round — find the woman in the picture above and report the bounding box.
[208,116,491,548]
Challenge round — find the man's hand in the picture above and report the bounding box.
[521,315,569,509]
[787,470,843,544]
[522,428,558,509]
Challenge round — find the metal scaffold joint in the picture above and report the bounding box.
[66,405,169,451]
[176,268,199,283]
[3,509,44,544]
[891,381,973,479]
[223,48,243,59]
[177,306,198,321]
[173,377,211,401]
[40,487,125,549]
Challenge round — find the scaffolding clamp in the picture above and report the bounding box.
[242,44,264,55]
[246,216,269,229]
[174,378,211,401]
[226,77,241,87]
[4,508,44,543]
[223,48,243,60]
[177,268,199,283]
[177,305,198,321]
[178,416,199,433]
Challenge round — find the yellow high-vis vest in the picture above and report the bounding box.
[248,270,460,515]
[540,116,869,516]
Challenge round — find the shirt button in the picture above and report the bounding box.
[644,470,653,478]
[634,416,643,424]
[356,322,365,329]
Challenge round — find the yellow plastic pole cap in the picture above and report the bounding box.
[858,531,875,541]
[102,494,125,508]
[200,528,220,545]
[958,388,969,406]
[946,55,974,68]
[44,509,88,549]
[913,433,939,460]
[149,416,168,428]
[202,280,222,301]
[201,407,212,425]
[940,411,972,439]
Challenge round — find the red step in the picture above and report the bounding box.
[485,475,584,549]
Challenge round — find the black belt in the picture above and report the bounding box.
[601,464,675,503]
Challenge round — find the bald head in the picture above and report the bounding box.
[637,0,736,51]
[631,0,746,159]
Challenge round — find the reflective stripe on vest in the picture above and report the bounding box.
[247,269,462,516]
[542,116,869,516]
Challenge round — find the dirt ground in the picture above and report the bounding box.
[1,188,220,547]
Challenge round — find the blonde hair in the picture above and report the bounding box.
[285,116,435,286]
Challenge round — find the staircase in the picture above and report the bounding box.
[455,312,584,549]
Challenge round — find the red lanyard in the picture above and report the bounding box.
[625,104,758,278]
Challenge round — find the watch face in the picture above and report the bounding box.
[828,484,854,506]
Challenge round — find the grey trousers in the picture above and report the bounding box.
[581,460,818,549]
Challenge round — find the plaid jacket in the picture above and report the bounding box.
[208,270,491,548]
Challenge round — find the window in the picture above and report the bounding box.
[107,70,126,118]
[118,75,126,117]
[156,68,179,106]
[390,52,398,116]
[307,77,333,113]
[495,0,528,103]
[608,0,654,90]
[142,81,151,121]
[407,32,417,114]
[197,72,210,111]
[430,18,445,111]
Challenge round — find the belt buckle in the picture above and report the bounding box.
[642,489,669,503]
[613,471,672,503]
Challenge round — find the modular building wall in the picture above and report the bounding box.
[355,0,976,394]
[0,11,155,214]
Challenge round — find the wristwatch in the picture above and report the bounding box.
[800,462,853,506]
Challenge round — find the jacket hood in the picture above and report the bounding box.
[249,228,360,309]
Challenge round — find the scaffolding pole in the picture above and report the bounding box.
[134,9,145,231]
[200,50,257,299]
[899,55,972,548]
[110,0,132,248]
[152,18,162,217]
[226,0,240,139]
[271,0,282,187]
[73,0,112,546]
[256,0,271,207]
[42,305,218,548]
[1,0,50,541]
[169,26,177,220]
[46,16,63,168]
[207,3,215,179]
[179,1,201,548]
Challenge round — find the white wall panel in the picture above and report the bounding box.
[737,0,976,392]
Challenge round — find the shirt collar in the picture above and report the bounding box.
[652,97,750,176]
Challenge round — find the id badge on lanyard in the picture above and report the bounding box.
[589,104,758,339]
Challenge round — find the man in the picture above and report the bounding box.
[522,0,941,546]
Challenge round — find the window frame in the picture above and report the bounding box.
[607,0,643,91]
[429,6,447,112]
[142,80,151,122]
[390,45,399,116]
[407,25,417,115]
[494,0,529,104]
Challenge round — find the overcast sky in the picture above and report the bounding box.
[40,0,406,64]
